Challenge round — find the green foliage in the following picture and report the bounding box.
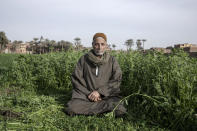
[0,49,197,130]
[9,51,82,91]
[0,54,19,85]
[0,31,9,50]
[0,87,166,131]
[118,50,197,130]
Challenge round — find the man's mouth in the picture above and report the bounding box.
[94,50,104,55]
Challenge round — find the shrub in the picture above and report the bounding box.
[3,50,197,130]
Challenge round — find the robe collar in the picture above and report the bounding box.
[87,49,110,66]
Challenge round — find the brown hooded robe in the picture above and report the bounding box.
[66,50,126,115]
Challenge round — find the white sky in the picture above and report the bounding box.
[1,0,197,49]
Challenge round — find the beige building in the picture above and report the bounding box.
[2,43,32,54]
[174,43,196,48]
[2,43,12,53]
[183,46,197,52]
[15,44,27,54]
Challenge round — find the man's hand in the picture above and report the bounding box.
[88,91,102,102]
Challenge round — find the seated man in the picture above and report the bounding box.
[66,33,126,116]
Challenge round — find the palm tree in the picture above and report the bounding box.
[136,39,143,50]
[33,38,39,44]
[58,40,73,51]
[39,36,44,42]
[32,38,39,53]
[112,44,116,50]
[125,39,134,51]
[49,40,56,52]
[57,40,64,51]
[142,39,147,50]
[37,36,44,54]
[74,37,81,50]
[42,38,50,53]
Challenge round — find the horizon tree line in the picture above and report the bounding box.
[0,31,83,54]
[1,31,147,53]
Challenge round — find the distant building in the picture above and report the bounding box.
[15,43,29,54]
[2,43,32,54]
[3,43,12,53]
[173,43,197,57]
[174,43,196,48]
[150,47,171,54]
[183,46,197,53]
[182,46,197,57]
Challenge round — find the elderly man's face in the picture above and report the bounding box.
[92,37,107,56]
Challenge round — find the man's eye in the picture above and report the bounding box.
[101,43,105,46]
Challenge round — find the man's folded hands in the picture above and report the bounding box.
[88,91,102,102]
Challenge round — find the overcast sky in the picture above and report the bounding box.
[1,0,197,49]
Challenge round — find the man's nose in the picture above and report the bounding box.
[97,44,101,49]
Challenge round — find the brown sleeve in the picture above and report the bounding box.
[97,57,122,97]
[71,57,91,96]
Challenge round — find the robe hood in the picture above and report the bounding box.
[87,49,110,66]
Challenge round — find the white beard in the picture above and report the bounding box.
[94,50,104,56]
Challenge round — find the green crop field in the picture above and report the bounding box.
[0,54,18,72]
[0,50,197,130]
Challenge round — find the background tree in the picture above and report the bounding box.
[17,40,23,44]
[33,38,39,44]
[58,40,73,51]
[39,36,44,43]
[13,40,22,44]
[142,39,147,50]
[37,38,50,53]
[125,39,134,50]
[74,37,81,50]
[0,31,9,51]
[49,40,56,52]
[112,44,116,50]
[136,39,143,51]
[28,40,35,53]
[38,36,44,54]
[32,38,39,53]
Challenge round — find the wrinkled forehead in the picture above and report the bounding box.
[93,37,106,44]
